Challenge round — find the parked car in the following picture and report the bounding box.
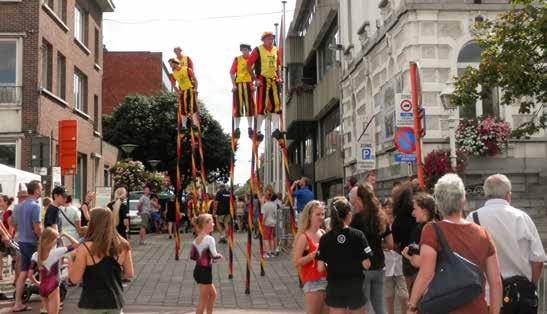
[128,191,143,233]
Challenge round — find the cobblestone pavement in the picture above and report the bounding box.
[1,232,304,313]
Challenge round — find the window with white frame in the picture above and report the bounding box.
[0,39,21,104]
[73,68,87,112]
[0,142,16,167]
[74,4,88,45]
[457,41,499,120]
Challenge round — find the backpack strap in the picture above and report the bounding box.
[472,212,480,225]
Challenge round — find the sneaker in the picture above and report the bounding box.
[248,128,253,139]
[256,131,264,142]
[219,237,227,244]
[264,253,271,259]
[234,128,241,139]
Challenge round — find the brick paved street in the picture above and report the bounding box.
[1,232,304,313]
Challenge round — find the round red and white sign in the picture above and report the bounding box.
[400,99,412,112]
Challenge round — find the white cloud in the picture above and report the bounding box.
[103,0,295,184]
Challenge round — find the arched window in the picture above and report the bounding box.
[457,41,499,119]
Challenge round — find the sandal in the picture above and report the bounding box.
[12,305,32,312]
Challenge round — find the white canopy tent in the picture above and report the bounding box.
[0,163,41,200]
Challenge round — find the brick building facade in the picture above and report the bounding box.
[0,0,118,203]
[102,51,171,115]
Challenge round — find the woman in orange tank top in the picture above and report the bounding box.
[292,200,328,314]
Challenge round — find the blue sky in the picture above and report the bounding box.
[103,0,296,184]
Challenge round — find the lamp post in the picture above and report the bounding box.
[440,83,458,171]
[119,143,138,239]
[119,144,138,160]
[147,159,161,171]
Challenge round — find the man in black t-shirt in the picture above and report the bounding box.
[214,184,231,243]
[44,186,67,232]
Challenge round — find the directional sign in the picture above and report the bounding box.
[393,127,416,154]
[395,93,414,127]
[394,153,416,163]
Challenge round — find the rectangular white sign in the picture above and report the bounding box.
[395,93,413,127]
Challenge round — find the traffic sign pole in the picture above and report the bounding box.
[410,62,424,188]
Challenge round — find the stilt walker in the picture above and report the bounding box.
[251,129,266,277]
[168,56,202,225]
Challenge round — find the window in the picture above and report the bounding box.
[457,41,499,120]
[104,166,111,187]
[41,40,53,91]
[317,24,338,80]
[73,68,87,112]
[304,137,313,164]
[94,28,100,64]
[0,142,16,167]
[73,153,86,203]
[46,0,54,9]
[0,39,20,104]
[56,52,66,99]
[59,0,67,23]
[93,95,99,131]
[74,5,88,45]
[320,107,341,157]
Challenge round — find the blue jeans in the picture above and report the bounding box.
[364,269,385,314]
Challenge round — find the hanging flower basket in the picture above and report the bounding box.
[424,149,467,190]
[111,160,147,192]
[456,116,511,156]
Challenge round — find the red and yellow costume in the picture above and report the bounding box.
[177,55,194,70]
[170,66,197,116]
[247,45,282,115]
[230,55,255,117]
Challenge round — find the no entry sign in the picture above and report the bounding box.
[395,94,414,127]
[394,127,416,154]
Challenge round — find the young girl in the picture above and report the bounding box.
[190,214,223,314]
[29,227,79,314]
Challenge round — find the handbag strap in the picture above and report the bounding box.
[431,222,452,254]
[472,212,480,225]
[59,207,77,229]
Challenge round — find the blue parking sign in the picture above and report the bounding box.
[362,148,372,160]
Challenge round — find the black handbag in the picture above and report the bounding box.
[418,223,483,313]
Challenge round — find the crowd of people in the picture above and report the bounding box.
[292,172,546,314]
[1,170,545,314]
[0,181,134,313]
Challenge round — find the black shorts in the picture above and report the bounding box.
[326,278,366,310]
[194,265,212,284]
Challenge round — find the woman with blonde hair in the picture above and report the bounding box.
[69,207,134,314]
[293,200,328,314]
[107,188,130,239]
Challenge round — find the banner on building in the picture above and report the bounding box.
[58,120,77,176]
[395,93,413,127]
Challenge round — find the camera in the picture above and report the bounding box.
[407,243,420,256]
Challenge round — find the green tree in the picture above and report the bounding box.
[452,0,546,138]
[103,93,232,188]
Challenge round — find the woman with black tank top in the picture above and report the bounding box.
[79,192,95,227]
[69,207,134,314]
[350,183,394,314]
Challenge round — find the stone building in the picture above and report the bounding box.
[339,0,546,237]
[0,0,118,201]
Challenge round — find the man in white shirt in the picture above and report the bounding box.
[467,174,546,314]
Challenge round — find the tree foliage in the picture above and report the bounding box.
[103,93,232,188]
[452,0,546,138]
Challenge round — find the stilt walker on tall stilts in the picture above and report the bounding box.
[168,56,202,259]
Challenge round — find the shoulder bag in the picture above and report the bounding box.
[418,223,483,313]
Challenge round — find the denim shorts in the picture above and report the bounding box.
[19,242,37,272]
[302,278,327,293]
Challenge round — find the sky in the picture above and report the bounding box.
[103,0,296,184]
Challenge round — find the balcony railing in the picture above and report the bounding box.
[0,86,22,104]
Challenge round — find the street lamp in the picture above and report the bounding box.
[147,159,161,171]
[440,83,458,171]
[120,144,138,160]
